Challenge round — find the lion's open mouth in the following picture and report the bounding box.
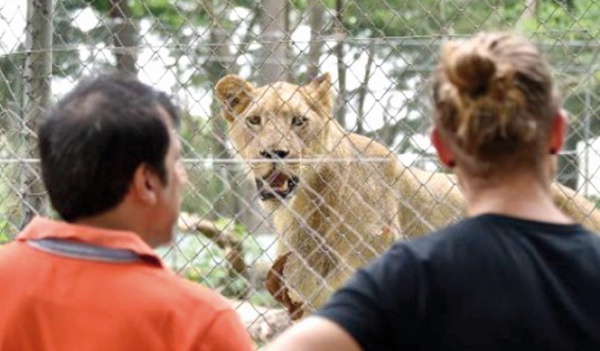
[256,171,299,201]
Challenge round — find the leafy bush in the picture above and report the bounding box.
[158,218,278,307]
[0,220,11,244]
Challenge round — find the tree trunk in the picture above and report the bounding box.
[203,0,236,219]
[204,0,272,236]
[22,0,53,227]
[109,0,138,76]
[307,0,326,80]
[258,0,288,84]
[356,41,375,135]
[334,0,347,127]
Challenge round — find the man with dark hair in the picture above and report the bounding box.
[0,75,253,351]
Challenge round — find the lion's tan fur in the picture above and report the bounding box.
[215,73,600,317]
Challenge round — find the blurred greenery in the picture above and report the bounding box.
[0,220,10,245]
[158,220,278,307]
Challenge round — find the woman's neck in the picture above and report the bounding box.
[460,171,574,225]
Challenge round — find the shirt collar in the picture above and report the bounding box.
[18,216,164,267]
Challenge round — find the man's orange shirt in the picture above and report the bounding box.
[0,217,253,351]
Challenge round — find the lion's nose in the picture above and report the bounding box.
[260,149,289,159]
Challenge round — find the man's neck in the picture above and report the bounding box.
[73,208,160,248]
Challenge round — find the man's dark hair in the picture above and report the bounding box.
[38,74,181,222]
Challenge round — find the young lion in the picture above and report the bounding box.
[215,73,600,319]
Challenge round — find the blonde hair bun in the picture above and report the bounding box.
[443,38,498,98]
[432,31,557,173]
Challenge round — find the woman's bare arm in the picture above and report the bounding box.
[263,316,363,351]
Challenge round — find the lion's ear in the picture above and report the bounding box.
[305,73,333,114]
[215,75,254,122]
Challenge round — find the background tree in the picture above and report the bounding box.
[108,0,138,75]
[21,0,53,227]
[258,0,291,84]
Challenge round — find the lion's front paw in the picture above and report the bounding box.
[266,252,305,320]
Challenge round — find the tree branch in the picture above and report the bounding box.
[178,212,247,278]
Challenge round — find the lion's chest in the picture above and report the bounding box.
[272,166,393,250]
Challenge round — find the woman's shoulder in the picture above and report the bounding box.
[398,214,600,264]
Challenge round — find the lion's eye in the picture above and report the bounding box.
[246,115,261,125]
[292,115,307,127]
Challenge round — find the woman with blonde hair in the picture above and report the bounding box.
[264,31,600,351]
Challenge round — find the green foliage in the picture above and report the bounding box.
[0,52,24,131]
[0,220,11,244]
[160,222,276,307]
[341,0,519,37]
[590,195,600,209]
[212,218,248,239]
[131,0,209,32]
[178,111,235,217]
[524,1,600,188]
[63,0,111,13]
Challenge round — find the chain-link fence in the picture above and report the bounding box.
[2,0,600,345]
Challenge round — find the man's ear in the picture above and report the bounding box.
[215,75,254,123]
[303,72,333,115]
[549,109,568,154]
[129,164,159,205]
[430,128,455,168]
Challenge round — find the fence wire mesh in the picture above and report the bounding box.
[2,0,600,344]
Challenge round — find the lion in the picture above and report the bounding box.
[215,73,600,319]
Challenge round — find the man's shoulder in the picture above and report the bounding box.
[144,268,235,314]
[174,278,235,312]
[157,276,252,349]
[0,241,27,267]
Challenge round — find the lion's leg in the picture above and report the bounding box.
[282,232,391,316]
[280,248,353,319]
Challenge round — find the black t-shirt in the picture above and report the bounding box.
[316,214,600,351]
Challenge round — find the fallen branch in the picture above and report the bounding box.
[178,216,290,344]
[178,212,247,278]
